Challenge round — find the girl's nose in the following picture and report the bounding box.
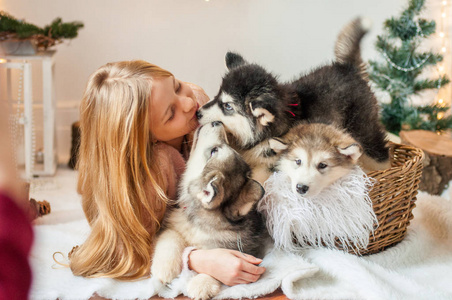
[181,96,196,113]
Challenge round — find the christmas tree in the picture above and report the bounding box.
[368,0,452,134]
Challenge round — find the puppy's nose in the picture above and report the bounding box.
[296,184,309,195]
[196,110,203,120]
[211,121,223,127]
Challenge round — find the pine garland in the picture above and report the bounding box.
[0,11,83,50]
[368,0,452,134]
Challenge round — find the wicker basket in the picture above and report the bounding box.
[352,142,424,255]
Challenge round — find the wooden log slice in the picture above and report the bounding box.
[400,130,452,195]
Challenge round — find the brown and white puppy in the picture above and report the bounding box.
[274,123,363,197]
[151,121,267,300]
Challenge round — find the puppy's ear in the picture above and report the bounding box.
[268,138,288,154]
[197,173,224,209]
[337,143,363,162]
[249,99,275,126]
[225,52,247,70]
[226,179,264,220]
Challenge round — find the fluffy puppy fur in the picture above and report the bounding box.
[151,122,267,300]
[258,167,377,253]
[197,17,389,176]
[257,123,377,253]
[274,122,363,197]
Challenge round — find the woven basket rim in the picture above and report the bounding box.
[366,142,424,180]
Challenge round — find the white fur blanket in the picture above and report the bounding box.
[29,170,452,299]
[259,169,377,253]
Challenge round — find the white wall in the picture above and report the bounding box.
[1,0,445,163]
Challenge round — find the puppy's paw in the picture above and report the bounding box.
[187,274,221,300]
[151,254,182,284]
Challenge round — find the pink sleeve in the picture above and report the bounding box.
[154,143,186,200]
[0,193,33,300]
[182,246,197,272]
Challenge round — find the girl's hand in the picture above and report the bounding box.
[188,248,266,286]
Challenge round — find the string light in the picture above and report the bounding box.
[382,51,431,72]
[434,0,451,133]
[0,59,6,63]
[436,0,450,107]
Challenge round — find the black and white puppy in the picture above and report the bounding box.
[197,17,389,180]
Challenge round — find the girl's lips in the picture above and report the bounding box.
[192,103,200,120]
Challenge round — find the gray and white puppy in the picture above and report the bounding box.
[197,17,389,179]
[151,121,267,300]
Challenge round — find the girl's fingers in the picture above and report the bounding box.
[241,261,266,275]
[232,279,252,285]
[237,271,262,283]
[232,251,263,265]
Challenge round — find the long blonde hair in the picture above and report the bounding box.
[69,60,172,280]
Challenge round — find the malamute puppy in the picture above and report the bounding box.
[197,17,389,175]
[273,122,363,197]
[151,121,267,300]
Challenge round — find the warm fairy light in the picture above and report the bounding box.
[0,59,6,63]
[436,0,451,127]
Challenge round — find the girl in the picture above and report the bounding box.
[69,60,265,286]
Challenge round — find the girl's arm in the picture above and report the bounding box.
[188,248,266,286]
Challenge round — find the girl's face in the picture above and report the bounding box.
[150,76,199,144]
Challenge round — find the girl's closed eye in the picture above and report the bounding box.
[167,106,175,122]
[175,81,182,93]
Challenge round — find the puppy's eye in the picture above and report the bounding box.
[318,162,327,169]
[210,147,219,157]
[295,159,302,166]
[223,103,234,111]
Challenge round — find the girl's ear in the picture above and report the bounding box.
[225,52,247,70]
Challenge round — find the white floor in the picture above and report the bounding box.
[30,165,85,226]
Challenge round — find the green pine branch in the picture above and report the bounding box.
[407,0,425,13]
[0,12,43,38]
[413,75,450,92]
[43,18,84,40]
[0,11,83,48]
[406,104,452,132]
